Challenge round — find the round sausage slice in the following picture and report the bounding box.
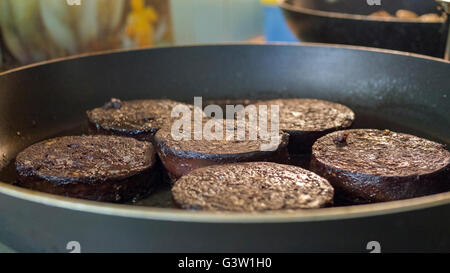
[154,119,290,180]
[172,162,334,211]
[15,135,158,202]
[311,129,450,203]
[254,98,355,154]
[87,98,188,141]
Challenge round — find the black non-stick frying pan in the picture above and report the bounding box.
[0,44,449,253]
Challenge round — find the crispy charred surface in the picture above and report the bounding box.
[87,98,187,141]
[154,119,290,180]
[172,162,334,212]
[255,98,355,154]
[15,135,158,202]
[311,129,450,203]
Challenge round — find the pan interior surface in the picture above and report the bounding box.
[0,44,449,222]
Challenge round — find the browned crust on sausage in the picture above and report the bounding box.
[15,135,159,202]
[254,98,355,154]
[86,98,188,141]
[87,120,156,142]
[15,164,160,202]
[172,162,334,211]
[154,130,290,180]
[310,129,450,203]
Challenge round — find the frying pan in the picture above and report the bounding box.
[279,0,450,58]
[0,44,449,253]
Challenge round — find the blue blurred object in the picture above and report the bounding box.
[263,4,298,42]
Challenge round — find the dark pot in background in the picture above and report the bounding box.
[279,0,449,58]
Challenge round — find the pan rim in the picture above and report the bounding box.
[0,180,449,223]
[278,0,447,24]
[0,43,449,223]
[0,42,449,78]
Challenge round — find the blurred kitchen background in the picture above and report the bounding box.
[1,0,448,72]
[0,0,298,72]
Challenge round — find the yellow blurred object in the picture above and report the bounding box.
[0,0,126,64]
[0,0,174,71]
[125,0,158,47]
[261,0,278,5]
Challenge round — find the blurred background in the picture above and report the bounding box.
[0,0,298,72]
[0,0,448,72]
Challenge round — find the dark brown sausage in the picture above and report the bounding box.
[310,129,450,203]
[254,98,355,154]
[86,98,189,141]
[154,119,290,180]
[172,162,334,211]
[15,135,159,202]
